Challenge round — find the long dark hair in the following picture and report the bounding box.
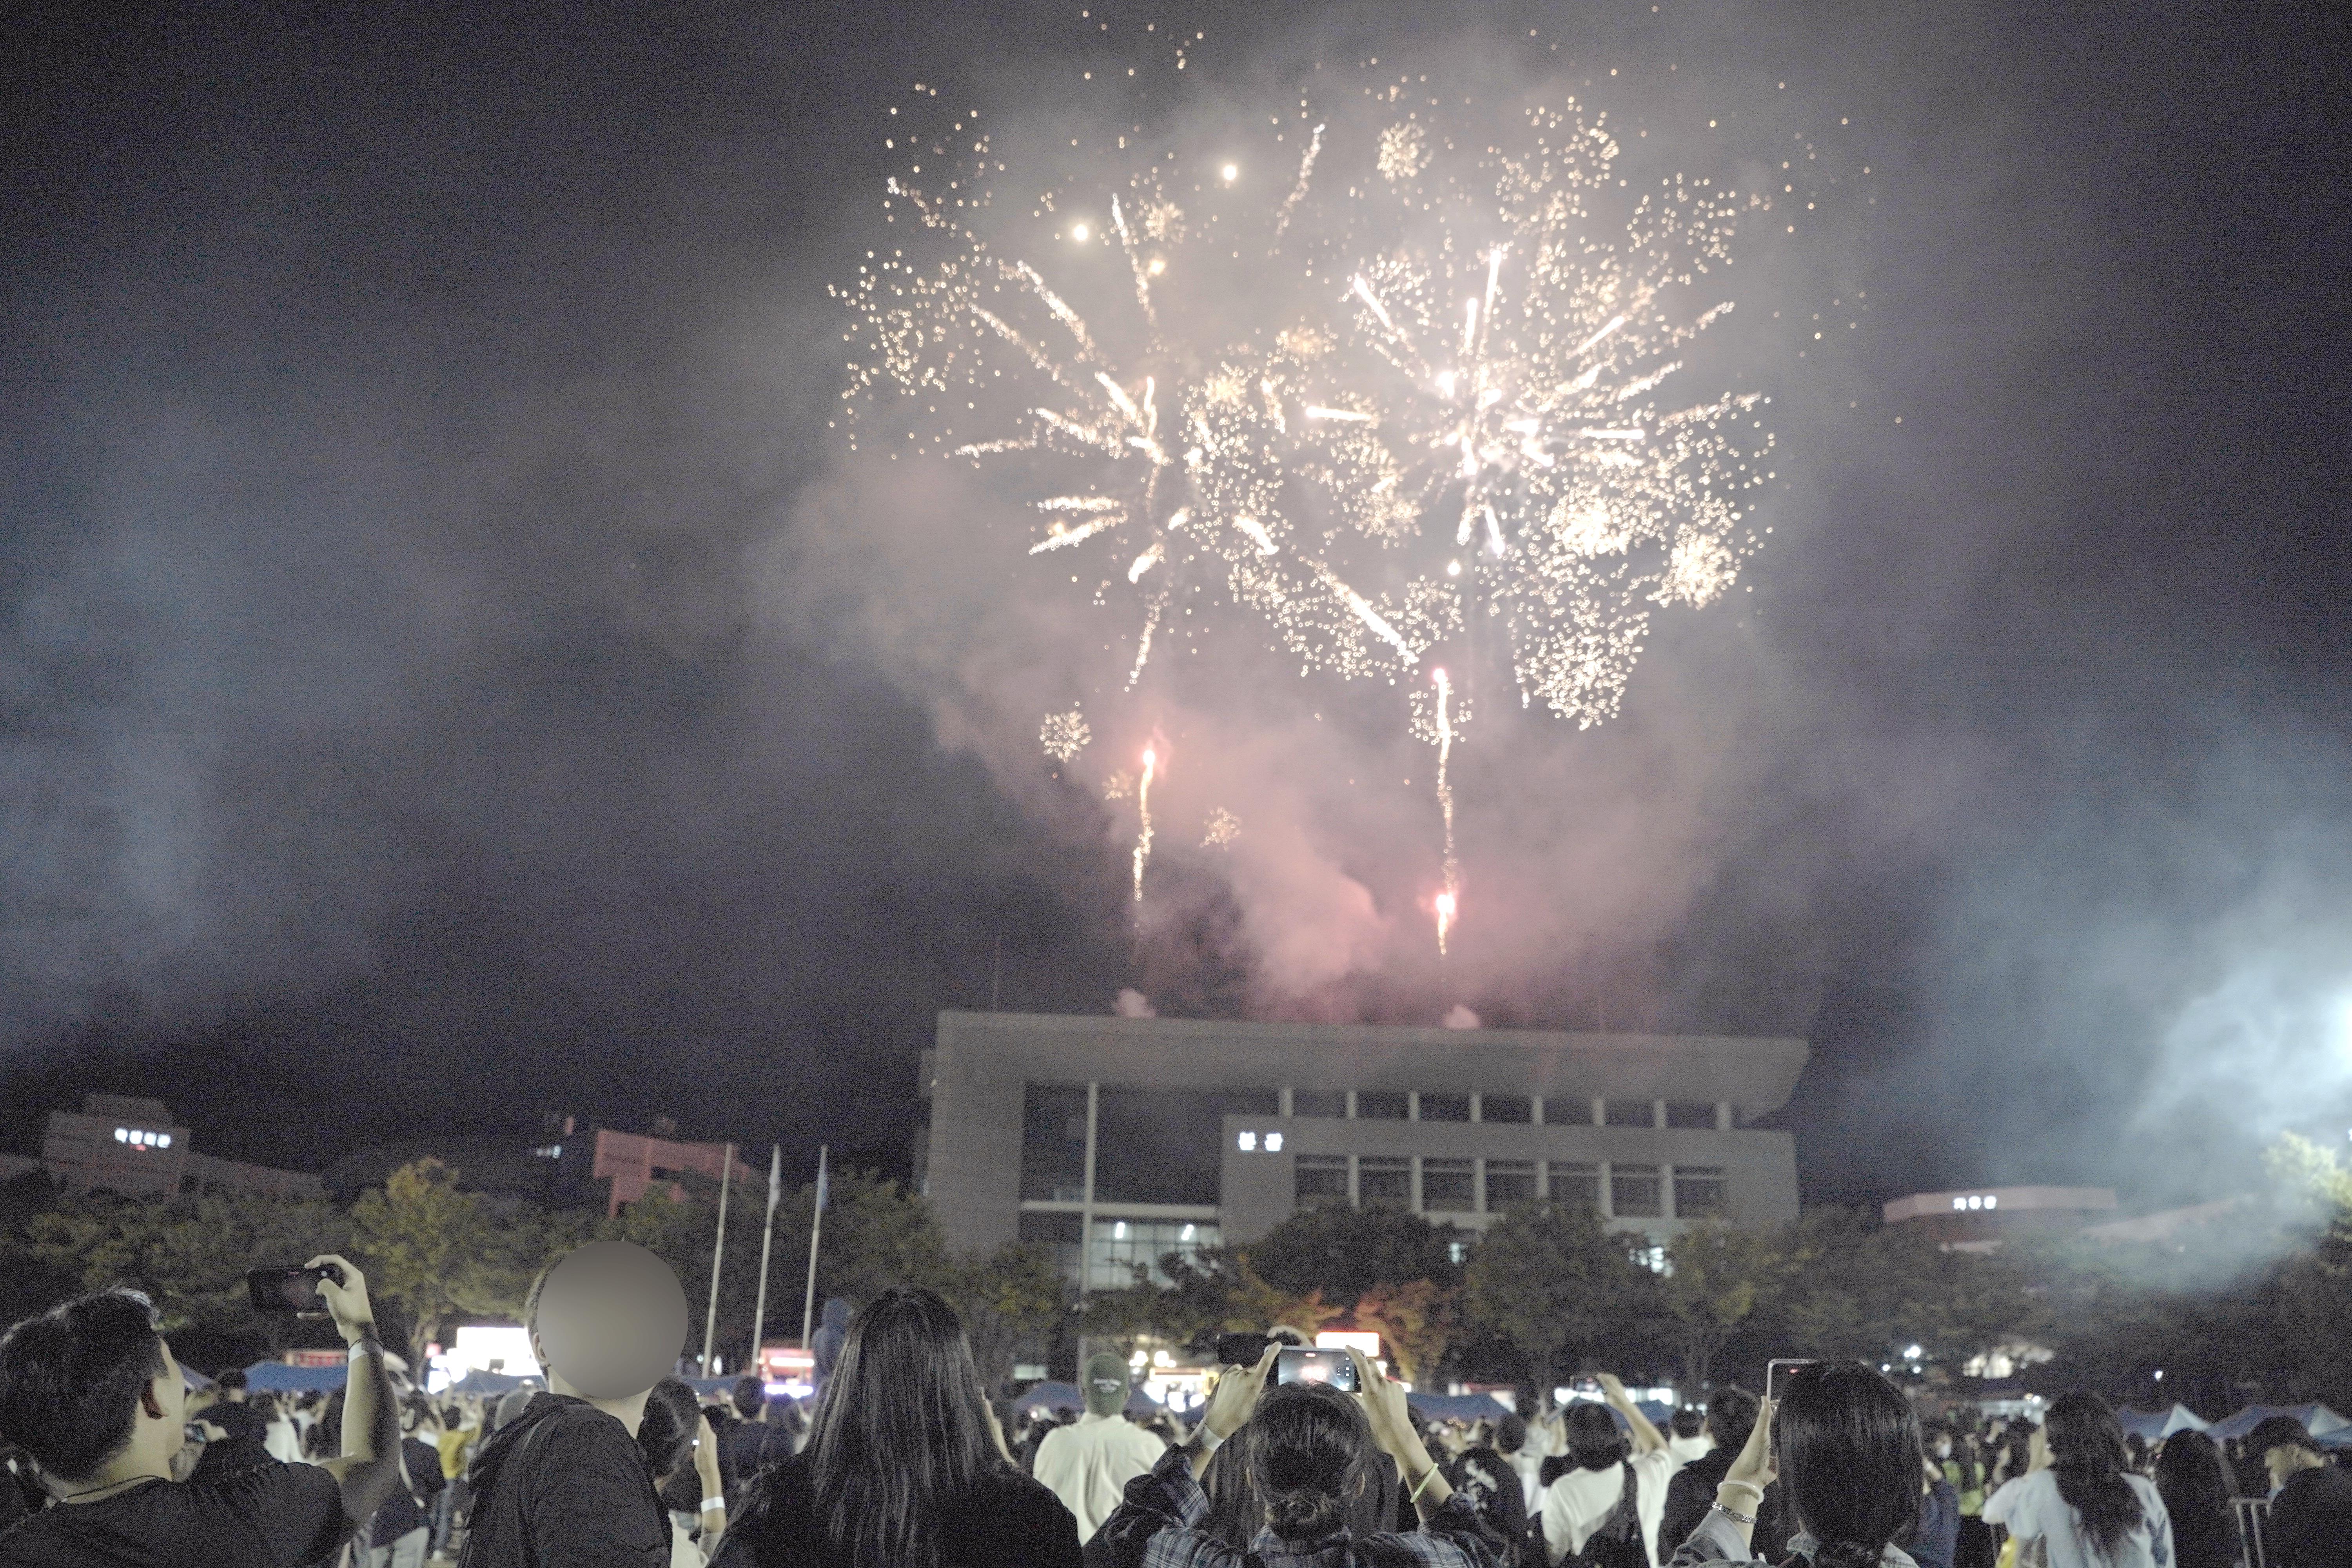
[805,1285,1008,1568]
[1245,1382,1376,1542]
[1204,1397,1390,1548]
[2152,1430,2234,1543]
[1771,1361,1922,1568]
[2046,1391,2144,1560]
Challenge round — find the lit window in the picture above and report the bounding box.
[1113,1220,1128,1240]
[1238,1131,1258,1152]
[1265,1132,1284,1152]
[1179,1223,1196,1241]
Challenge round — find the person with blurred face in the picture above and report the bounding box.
[1032,1352,1168,1542]
[0,1256,400,1568]
[2246,1416,2352,1568]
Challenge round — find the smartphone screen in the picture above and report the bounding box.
[1765,1357,1819,1404]
[1275,1346,1359,1392]
[246,1267,327,1315]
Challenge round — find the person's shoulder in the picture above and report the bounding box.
[982,1467,1078,1528]
[1633,1447,1677,1479]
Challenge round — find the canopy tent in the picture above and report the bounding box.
[448,1369,540,1398]
[2115,1404,2212,1441]
[1406,1391,1516,1422]
[1012,1381,1165,1419]
[2208,1402,2352,1441]
[241,1361,348,1393]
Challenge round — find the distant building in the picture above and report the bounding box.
[13,1094,323,1201]
[1883,1186,2119,1249]
[332,1117,757,1217]
[918,1011,1807,1292]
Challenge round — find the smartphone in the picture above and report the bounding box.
[1275,1346,1359,1392]
[1765,1357,1819,1403]
[1214,1332,1273,1368]
[247,1265,338,1316]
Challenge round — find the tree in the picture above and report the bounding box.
[1245,1207,1466,1310]
[1157,1247,1342,1346]
[944,1243,1067,1394]
[1657,1218,1780,1392]
[1461,1202,1651,1402]
[353,1159,539,1363]
[1353,1278,1458,1385]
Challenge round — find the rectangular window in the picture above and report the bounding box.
[1293,1089,1348,1118]
[1018,1211,1083,1285]
[1665,1101,1719,1130]
[1094,1087,1278,1205]
[1088,1217,1220,1292]
[1675,1167,1728,1217]
[1480,1095,1533,1124]
[1019,1085,1090,1202]
[1356,1092,1409,1121]
[1421,1159,1475,1212]
[1484,1160,1537,1209]
[1604,1100,1657,1128]
[1358,1157,1411,1209]
[1296,1156,1350,1207]
[1543,1097,1594,1126]
[1548,1161,1601,1209]
[1419,1093,1471,1123]
[1612,1163,1664,1218]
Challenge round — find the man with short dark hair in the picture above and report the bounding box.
[2248,1416,2352,1568]
[1657,1385,1786,1563]
[0,1255,400,1567]
[210,1369,248,1405]
[183,1401,274,1487]
[717,1376,791,1504]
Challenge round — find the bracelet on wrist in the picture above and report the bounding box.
[347,1337,384,1362]
[699,1495,726,1514]
[1192,1426,1224,1455]
[1718,1479,1765,1501]
[1712,1501,1759,1527]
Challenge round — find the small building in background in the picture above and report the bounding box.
[2,1093,324,1201]
[1882,1185,2120,1250]
[332,1115,756,1216]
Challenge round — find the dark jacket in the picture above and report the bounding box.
[719,1420,795,1503]
[2266,1464,2352,1568]
[1658,1447,1788,1563]
[712,1450,1079,1568]
[809,1301,853,1400]
[368,1435,449,1545]
[459,1393,669,1568]
[1899,1479,1958,1568]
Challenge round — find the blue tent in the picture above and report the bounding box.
[1406,1391,1516,1422]
[449,1369,540,1398]
[2116,1405,2211,1442]
[2209,1402,2349,1441]
[242,1361,348,1393]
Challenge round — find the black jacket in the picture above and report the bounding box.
[459,1394,669,1568]
[1658,1448,1787,1564]
[2267,1464,2352,1568]
[712,1450,1079,1568]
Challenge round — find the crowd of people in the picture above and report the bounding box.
[0,1242,2348,1568]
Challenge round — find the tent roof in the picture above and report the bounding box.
[242,1361,348,1392]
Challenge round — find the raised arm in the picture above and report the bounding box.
[310,1255,403,1523]
[1596,1375,1666,1456]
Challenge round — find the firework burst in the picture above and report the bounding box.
[836,54,1782,947]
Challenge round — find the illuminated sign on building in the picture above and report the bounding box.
[114,1128,172,1149]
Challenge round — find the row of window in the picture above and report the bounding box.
[1016,1212,1223,1290]
[1292,1155,1728,1220]
[1290,1091,1726,1130]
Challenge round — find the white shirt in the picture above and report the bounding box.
[1032,1411,1169,1542]
[1667,1435,1715,1468]
[263,1417,305,1465]
[1541,1450,1676,1568]
[1984,1470,2174,1568]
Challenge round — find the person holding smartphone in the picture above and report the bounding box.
[0,1256,402,1568]
[1539,1374,1675,1568]
[1096,1344,1506,1566]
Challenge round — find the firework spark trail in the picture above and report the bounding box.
[840,65,1787,935]
[1432,668,1460,956]
[1132,746,1158,904]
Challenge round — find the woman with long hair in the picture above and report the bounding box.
[1100,1345,1503,1567]
[1982,1392,2173,1568]
[710,1287,1080,1568]
[637,1376,728,1567]
[1669,1361,1926,1568]
[2151,1431,2242,1568]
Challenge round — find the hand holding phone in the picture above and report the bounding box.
[247,1266,336,1318]
[1764,1357,1819,1404]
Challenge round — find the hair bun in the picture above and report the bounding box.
[1814,1542,1884,1568]
[1265,1486,1347,1541]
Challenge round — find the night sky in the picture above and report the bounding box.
[4,1,2347,1212]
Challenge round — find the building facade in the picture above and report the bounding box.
[22,1094,323,1201]
[1882,1185,2119,1249]
[919,1011,1807,1291]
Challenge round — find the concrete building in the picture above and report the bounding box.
[9,1094,324,1201]
[332,1118,758,1217]
[918,1011,1808,1291]
[1882,1186,2119,1249]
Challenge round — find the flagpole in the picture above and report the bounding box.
[699,1142,735,1377]
[799,1145,828,1351]
[749,1145,781,1374]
